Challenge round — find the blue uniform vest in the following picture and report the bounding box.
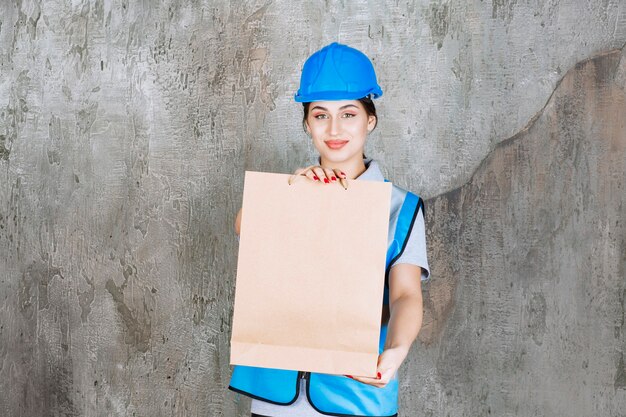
[229,182,424,417]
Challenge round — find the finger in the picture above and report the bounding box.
[333,168,348,189]
[375,358,394,383]
[312,166,329,184]
[323,167,338,184]
[349,371,381,383]
[290,165,317,185]
[353,375,378,383]
[303,168,320,182]
[293,164,319,176]
[378,368,394,384]
[333,168,347,179]
[288,175,296,185]
[349,375,384,388]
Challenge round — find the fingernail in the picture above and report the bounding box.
[346,375,353,379]
[331,176,337,181]
[313,176,319,181]
[377,372,381,379]
[324,178,329,183]
[340,171,346,176]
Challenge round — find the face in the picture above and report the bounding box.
[304,100,377,165]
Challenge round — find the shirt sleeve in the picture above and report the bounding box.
[390,203,430,282]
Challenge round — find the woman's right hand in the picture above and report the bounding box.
[292,165,347,185]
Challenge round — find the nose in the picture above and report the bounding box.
[329,116,340,137]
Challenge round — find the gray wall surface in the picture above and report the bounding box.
[0,1,624,416]
[418,46,626,417]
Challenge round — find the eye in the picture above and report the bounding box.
[313,113,328,119]
[342,113,356,118]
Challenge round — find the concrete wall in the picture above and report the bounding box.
[417,46,626,417]
[0,1,624,416]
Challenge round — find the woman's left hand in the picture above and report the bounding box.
[345,346,409,388]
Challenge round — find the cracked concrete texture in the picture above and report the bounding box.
[414,46,626,416]
[0,1,624,416]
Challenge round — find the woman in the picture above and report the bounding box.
[229,42,430,417]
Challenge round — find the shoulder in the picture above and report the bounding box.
[370,159,423,211]
[387,183,431,281]
[389,183,423,214]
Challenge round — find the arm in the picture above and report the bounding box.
[349,263,423,387]
[385,203,428,356]
[384,263,423,357]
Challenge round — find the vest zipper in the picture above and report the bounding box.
[300,371,309,379]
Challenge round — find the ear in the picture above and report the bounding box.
[367,115,377,132]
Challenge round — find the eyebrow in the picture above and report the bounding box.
[310,104,358,111]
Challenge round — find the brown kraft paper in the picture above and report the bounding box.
[230,171,392,377]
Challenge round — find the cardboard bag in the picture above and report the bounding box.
[230,171,392,377]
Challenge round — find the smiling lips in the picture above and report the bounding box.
[325,140,349,149]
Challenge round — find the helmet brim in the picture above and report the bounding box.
[294,88,383,103]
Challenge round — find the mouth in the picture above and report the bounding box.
[325,140,349,150]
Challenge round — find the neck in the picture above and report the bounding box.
[319,155,368,179]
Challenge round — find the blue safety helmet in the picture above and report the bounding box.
[294,42,383,103]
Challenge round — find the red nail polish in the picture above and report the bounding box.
[377,372,381,379]
[331,176,337,181]
[324,178,329,183]
[346,375,353,379]
[313,176,319,181]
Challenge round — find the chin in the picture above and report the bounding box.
[319,152,352,163]
[321,152,344,161]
